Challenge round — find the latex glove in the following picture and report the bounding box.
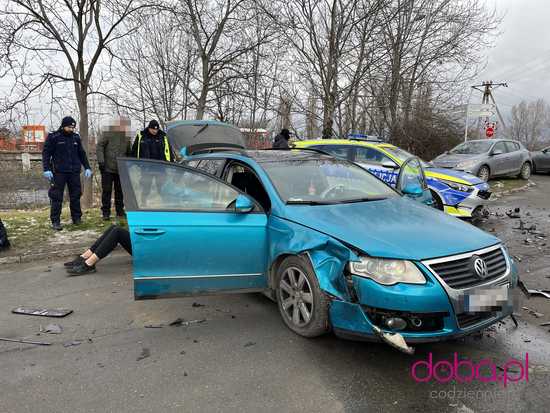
[43,171,53,180]
[84,169,93,178]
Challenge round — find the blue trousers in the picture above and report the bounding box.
[48,172,82,223]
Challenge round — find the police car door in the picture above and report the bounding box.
[117,158,268,299]
[353,147,400,186]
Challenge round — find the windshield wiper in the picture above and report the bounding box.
[286,200,335,205]
[335,197,387,204]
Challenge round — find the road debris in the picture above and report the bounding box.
[144,324,164,328]
[192,302,205,308]
[522,306,544,318]
[527,289,550,299]
[12,307,73,318]
[63,340,82,347]
[40,324,63,334]
[137,348,150,361]
[244,341,256,347]
[539,322,550,326]
[0,337,51,346]
[506,208,521,219]
[372,325,414,355]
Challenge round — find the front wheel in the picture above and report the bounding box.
[477,165,490,182]
[519,162,531,180]
[275,256,330,338]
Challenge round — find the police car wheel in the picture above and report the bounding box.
[275,256,330,338]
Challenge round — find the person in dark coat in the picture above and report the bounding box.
[97,117,132,220]
[272,128,291,149]
[130,120,176,205]
[42,116,92,230]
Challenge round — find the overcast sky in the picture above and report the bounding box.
[479,0,550,115]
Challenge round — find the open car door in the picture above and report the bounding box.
[117,158,268,299]
[396,156,435,207]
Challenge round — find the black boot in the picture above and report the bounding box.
[64,256,85,268]
[67,261,96,276]
[52,222,63,231]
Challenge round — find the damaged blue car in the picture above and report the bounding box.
[117,121,518,352]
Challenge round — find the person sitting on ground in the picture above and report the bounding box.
[64,225,131,275]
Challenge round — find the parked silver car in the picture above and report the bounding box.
[431,139,532,181]
[531,146,550,174]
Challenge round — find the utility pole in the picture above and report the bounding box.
[465,81,507,140]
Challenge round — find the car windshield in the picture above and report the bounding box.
[382,146,430,167]
[449,141,493,155]
[261,158,398,204]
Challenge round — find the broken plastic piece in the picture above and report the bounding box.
[40,324,63,334]
[527,290,550,299]
[372,325,414,355]
[0,337,51,346]
[12,307,73,318]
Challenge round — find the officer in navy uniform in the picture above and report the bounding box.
[42,116,92,230]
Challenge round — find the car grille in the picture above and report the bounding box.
[427,247,507,289]
[478,190,491,200]
[456,312,495,329]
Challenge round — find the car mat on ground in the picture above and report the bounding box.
[372,325,415,355]
[12,307,73,317]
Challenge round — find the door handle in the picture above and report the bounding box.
[135,228,166,235]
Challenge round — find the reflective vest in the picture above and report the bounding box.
[136,131,171,161]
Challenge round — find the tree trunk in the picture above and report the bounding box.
[76,88,92,208]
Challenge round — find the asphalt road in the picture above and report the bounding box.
[1,176,550,413]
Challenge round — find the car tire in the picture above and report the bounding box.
[275,255,330,338]
[430,190,444,211]
[477,165,490,182]
[519,162,531,180]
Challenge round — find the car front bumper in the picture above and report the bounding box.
[440,183,491,218]
[327,249,517,343]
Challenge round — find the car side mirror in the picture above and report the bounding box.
[402,183,424,197]
[491,149,504,156]
[235,194,254,213]
[381,161,399,169]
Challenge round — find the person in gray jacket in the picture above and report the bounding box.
[96,117,132,220]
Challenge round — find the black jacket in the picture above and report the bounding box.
[42,130,91,173]
[273,133,290,149]
[131,129,175,161]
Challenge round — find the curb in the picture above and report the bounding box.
[0,247,84,265]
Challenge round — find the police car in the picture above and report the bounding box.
[292,139,491,218]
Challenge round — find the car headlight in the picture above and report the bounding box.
[439,179,474,193]
[348,257,426,285]
[456,159,478,170]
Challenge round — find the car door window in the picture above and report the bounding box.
[312,145,351,159]
[354,147,396,165]
[504,142,518,153]
[493,142,507,154]
[224,163,271,211]
[125,161,241,211]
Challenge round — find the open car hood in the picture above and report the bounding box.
[166,120,245,155]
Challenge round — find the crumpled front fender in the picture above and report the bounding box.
[268,216,358,300]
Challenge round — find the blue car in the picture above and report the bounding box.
[117,121,517,352]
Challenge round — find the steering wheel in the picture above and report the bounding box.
[320,184,347,199]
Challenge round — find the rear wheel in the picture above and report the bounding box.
[477,165,490,182]
[275,256,330,337]
[519,162,531,180]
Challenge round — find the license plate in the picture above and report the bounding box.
[463,283,510,312]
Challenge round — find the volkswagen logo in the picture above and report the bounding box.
[472,256,489,279]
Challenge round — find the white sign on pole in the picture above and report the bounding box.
[467,103,496,118]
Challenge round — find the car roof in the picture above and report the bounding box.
[294,139,397,149]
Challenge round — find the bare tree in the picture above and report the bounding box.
[509,99,550,150]
[0,0,157,205]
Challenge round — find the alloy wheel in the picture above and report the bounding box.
[279,266,314,327]
[521,163,531,179]
[478,166,490,182]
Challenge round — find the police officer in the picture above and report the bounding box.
[130,120,175,205]
[97,117,132,220]
[42,116,92,230]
